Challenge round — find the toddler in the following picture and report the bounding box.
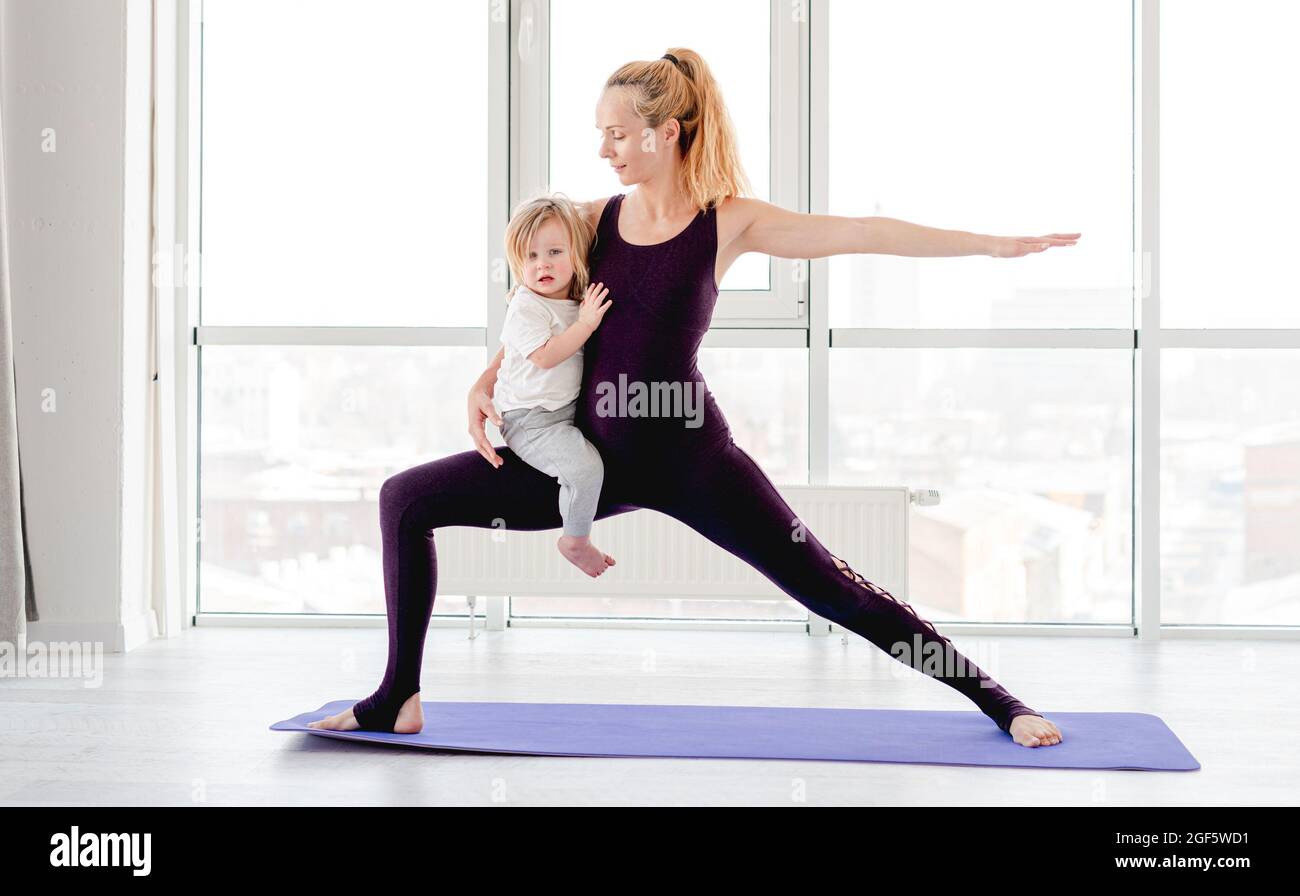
[494,194,616,577]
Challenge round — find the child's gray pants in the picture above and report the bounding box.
[499,402,604,538]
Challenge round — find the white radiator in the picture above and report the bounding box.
[436,486,927,603]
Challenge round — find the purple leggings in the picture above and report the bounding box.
[350,436,1040,735]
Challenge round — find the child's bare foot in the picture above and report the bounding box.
[557,534,616,577]
[1009,714,1062,747]
[307,692,424,734]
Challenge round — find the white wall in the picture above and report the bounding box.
[2,0,156,651]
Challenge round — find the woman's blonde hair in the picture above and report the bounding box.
[604,48,753,211]
[503,193,596,303]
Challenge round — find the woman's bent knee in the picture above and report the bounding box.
[379,471,422,530]
[378,461,452,529]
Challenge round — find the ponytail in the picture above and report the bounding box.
[604,48,753,210]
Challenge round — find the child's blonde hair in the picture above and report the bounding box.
[504,192,596,303]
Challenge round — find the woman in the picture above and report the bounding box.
[312,48,1077,747]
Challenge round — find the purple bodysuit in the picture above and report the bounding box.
[350,192,1040,735]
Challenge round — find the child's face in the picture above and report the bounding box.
[525,218,576,299]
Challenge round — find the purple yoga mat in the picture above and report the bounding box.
[271,700,1200,771]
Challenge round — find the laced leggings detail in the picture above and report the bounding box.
[828,553,953,647]
[818,551,1042,734]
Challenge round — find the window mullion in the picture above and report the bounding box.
[809,0,830,487]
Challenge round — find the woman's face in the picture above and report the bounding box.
[596,88,675,187]
[524,217,575,299]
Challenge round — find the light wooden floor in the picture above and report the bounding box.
[1,625,1291,806]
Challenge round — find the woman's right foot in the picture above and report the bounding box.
[557,534,616,577]
[307,691,424,734]
[1009,714,1063,747]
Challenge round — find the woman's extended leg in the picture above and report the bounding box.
[648,440,1059,744]
[330,446,638,732]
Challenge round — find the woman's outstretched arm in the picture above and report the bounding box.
[728,197,1079,260]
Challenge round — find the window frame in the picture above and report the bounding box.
[514,0,807,324]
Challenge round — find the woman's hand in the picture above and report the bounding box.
[577,281,613,331]
[986,232,1081,258]
[468,375,503,468]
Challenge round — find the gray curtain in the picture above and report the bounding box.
[1,47,38,648]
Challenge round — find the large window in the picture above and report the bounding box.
[829,348,1131,625]
[199,345,484,616]
[1161,1,1300,328]
[1161,351,1300,625]
[197,0,492,617]
[200,0,487,327]
[825,0,1133,626]
[1159,0,1300,626]
[827,0,1131,329]
[190,0,1300,633]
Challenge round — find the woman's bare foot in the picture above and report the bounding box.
[557,534,616,577]
[307,691,424,734]
[1009,714,1062,747]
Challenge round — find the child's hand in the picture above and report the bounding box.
[578,281,612,331]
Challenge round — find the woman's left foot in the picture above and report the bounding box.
[1009,714,1063,747]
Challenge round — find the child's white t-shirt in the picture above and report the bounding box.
[493,285,584,414]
